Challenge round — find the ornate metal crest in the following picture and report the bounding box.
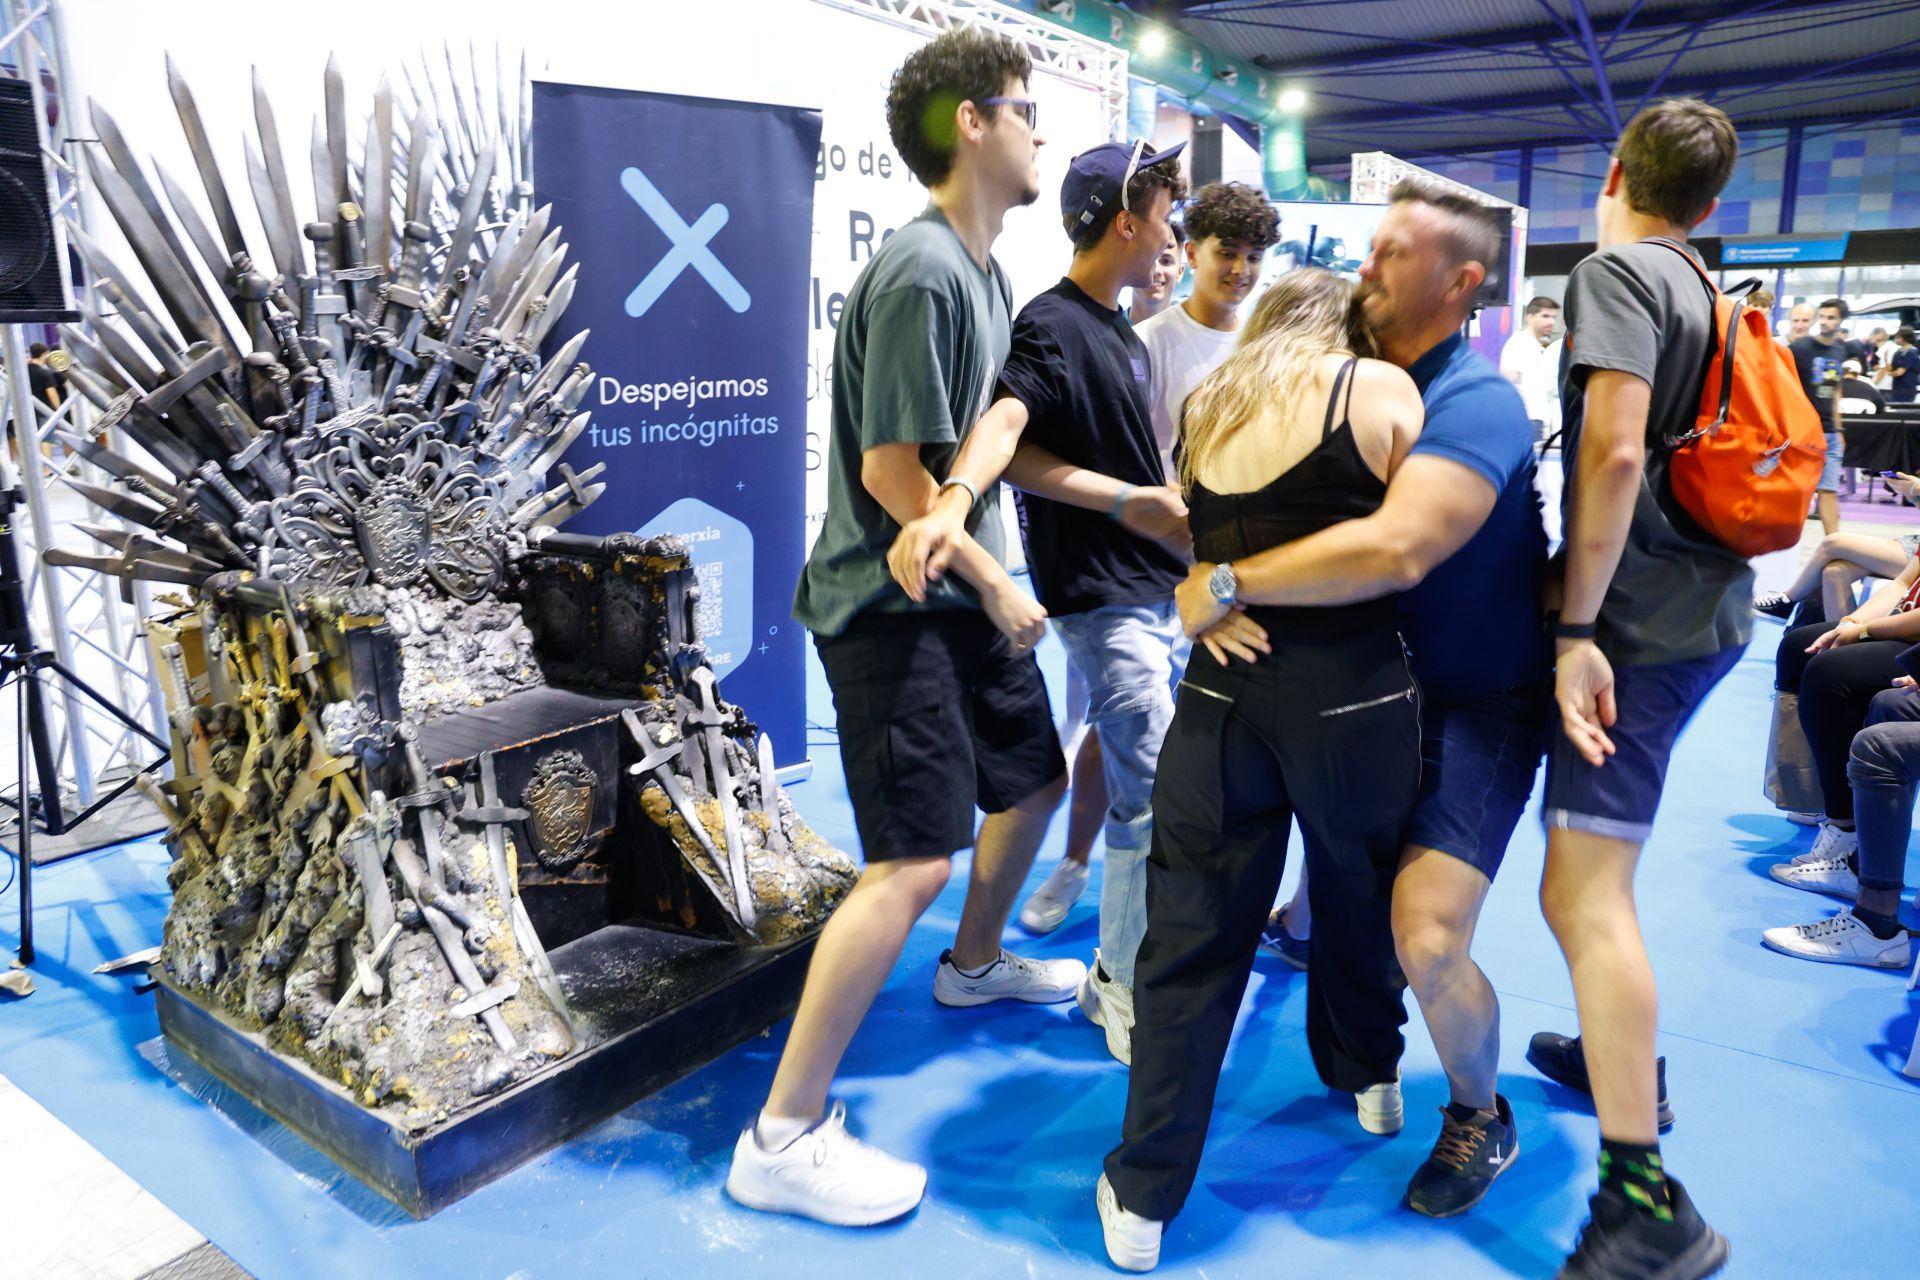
[267,412,507,602]
[523,750,597,872]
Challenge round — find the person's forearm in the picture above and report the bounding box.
[1003,443,1130,512]
[1561,431,1642,625]
[1231,513,1422,606]
[939,530,1018,597]
[1851,608,1920,641]
[868,459,1017,598]
[946,399,1028,497]
[1848,579,1907,623]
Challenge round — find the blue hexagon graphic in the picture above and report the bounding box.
[638,496,754,680]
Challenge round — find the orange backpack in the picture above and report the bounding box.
[1649,240,1826,557]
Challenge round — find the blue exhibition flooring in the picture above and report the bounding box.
[3,617,1918,1279]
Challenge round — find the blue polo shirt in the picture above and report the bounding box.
[1394,335,1551,702]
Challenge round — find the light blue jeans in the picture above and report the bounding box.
[1051,599,1184,989]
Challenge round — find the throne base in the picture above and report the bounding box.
[154,921,813,1217]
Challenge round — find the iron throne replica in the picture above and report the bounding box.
[53,52,856,1213]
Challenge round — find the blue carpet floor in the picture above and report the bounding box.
[2,616,1917,1278]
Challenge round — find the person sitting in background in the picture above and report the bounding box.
[1753,517,1920,624]
[1771,552,1920,883]
[1761,676,1916,970]
[1839,359,1885,414]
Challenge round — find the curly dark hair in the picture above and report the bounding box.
[886,28,1032,188]
[1183,181,1279,251]
[1067,155,1190,252]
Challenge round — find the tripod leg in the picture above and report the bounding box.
[22,663,65,837]
[16,663,31,965]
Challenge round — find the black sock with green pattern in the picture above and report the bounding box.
[1598,1137,1674,1221]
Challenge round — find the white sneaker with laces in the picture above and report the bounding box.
[1097,1173,1162,1272]
[1788,821,1858,866]
[1762,911,1912,969]
[1769,853,1860,900]
[1786,810,1823,827]
[1075,950,1134,1065]
[1355,1071,1404,1135]
[933,948,1087,1007]
[1017,858,1090,935]
[725,1102,927,1225]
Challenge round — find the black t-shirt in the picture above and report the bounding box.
[1891,346,1920,399]
[1790,334,1846,427]
[27,362,57,408]
[1841,377,1885,411]
[995,278,1185,615]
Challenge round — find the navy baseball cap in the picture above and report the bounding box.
[1061,139,1187,241]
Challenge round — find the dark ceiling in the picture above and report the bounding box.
[1133,0,1920,164]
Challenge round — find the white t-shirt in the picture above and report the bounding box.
[1135,302,1239,472]
[1499,329,1562,430]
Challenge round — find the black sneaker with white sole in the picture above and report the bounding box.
[1556,1180,1730,1280]
[1526,1032,1674,1131]
[1404,1094,1519,1218]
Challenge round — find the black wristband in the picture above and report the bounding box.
[1554,620,1598,640]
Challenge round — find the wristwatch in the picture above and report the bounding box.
[1208,561,1238,605]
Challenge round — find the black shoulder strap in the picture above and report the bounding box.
[1323,357,1358,442]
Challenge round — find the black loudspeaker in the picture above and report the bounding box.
[1191,121,1222,189]
[0,78,77,324]
[1473,206,1516,308]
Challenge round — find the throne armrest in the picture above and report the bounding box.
[508,531,705,702]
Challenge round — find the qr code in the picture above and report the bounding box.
[693,561,724,641]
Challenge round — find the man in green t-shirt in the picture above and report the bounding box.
[727,28,1077,1228]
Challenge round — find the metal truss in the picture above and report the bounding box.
[0,0,169,823]
[817,0,1130,141]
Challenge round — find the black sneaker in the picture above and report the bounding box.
[1404,1094,1519,1218]
[1526,1032,1674,1131]
[1752,591,1795,620]
[1556,1179,1730,1279]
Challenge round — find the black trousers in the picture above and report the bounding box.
[1775,621,1908,821]
[1105,623,1421,1223]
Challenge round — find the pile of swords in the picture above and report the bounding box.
[46,49,605,591]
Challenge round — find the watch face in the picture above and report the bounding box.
[1209,564,1235,600]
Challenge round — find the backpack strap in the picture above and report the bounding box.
[1643,238,1756,447]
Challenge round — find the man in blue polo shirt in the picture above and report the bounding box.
[1177,177,1548,1219]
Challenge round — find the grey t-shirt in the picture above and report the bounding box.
[1560,239,1754,667]
[792,207,1013,638]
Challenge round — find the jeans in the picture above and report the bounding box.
[1052,600,1184,988]
[1848,687,1920,894]
[1775,622,1908,822]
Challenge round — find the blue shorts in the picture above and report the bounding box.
[1405,680,1550,880]
[1820,429,1844,493]
[1543,644,1745,842]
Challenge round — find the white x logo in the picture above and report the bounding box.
[620,166,751,317]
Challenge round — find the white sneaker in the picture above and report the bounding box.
[933,948,1087,1007]
[1789,821,1858,867]
[1786,810,1823,827]
[1770,853,1860,900]
[1097,1173,1162,1272]
[1355,1072,1404,1135]
[725,1102,926,1225]
[1075,950,1134,1065]
[1762,911,1912,969]
[1018,858,1090,935]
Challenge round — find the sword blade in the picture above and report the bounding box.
[364,76,394,279]
[166,55,250,263]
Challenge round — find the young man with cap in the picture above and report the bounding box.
[1529,99,1743,1279]
[728,28,1080,1227]
[888,138,1196,1065]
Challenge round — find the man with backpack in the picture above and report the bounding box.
[1528,99,1760,1280]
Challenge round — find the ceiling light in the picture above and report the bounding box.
[1278,87,1307,112]
[1138,27,1168,58]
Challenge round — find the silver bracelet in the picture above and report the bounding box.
[939,476,980,507]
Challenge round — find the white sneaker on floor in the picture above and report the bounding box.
[1017,858,1090,935]
[1097,1173,1162,1272]
[1762,911,1912,969]
[933,948,1087,1007]
[1769,853,1860,900]
[1355,1072,1404,1135]
[1785,810,1823,827]
[1075,950,1134,1065]
[1789,821,1858,866]
[725,1102,926,1225]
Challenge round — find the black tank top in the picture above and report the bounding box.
[1187,358,1396,636]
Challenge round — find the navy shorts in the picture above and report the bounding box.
[816,610,1066,862]
[1544,644,1745,842]
[1405,680,1551,880]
